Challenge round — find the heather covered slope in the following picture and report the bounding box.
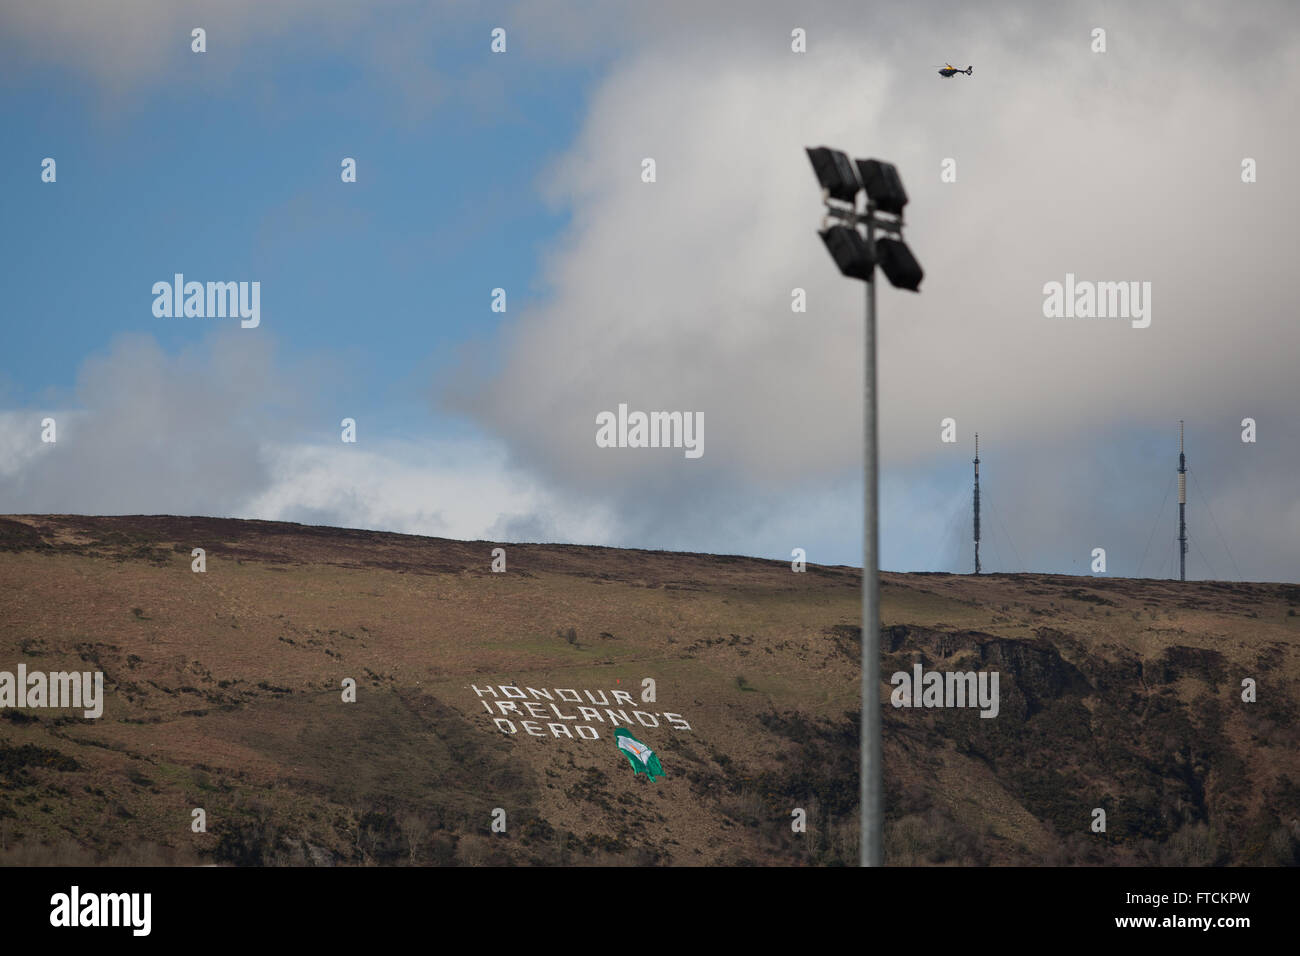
[0,514,1296,865]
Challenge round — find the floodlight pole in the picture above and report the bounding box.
[860,202,883,867]
[810,150,916,869]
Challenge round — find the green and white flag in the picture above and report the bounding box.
[615,727,664,781]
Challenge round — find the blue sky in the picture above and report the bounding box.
[1,22,586,432]
[1,1,1297,581]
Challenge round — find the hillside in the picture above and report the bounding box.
[0,514,1297,866]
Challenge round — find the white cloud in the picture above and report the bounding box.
[2,332,285,515]
[457,14,1300,480]
[0,332,614,548]
[244,438,617,544]
[435,3,1300,576]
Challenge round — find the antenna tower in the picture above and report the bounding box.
[1178,421,1188,581]
[973,433,981,575]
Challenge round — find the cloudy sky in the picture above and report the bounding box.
[1,0,1296,580]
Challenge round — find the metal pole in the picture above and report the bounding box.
[860,206,883,867]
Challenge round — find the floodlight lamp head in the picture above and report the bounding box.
[819,224,874,281]
[806,146,861,204]
[855,158,909,215]
[873,236,923,291]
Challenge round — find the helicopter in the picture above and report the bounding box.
[937,63,973,77]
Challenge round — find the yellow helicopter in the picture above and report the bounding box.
[937,63,973,77]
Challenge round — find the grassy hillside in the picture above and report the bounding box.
[0,514,1296,866]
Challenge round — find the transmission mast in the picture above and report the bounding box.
[973,433,981,575]
[1178,421,1187,582]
